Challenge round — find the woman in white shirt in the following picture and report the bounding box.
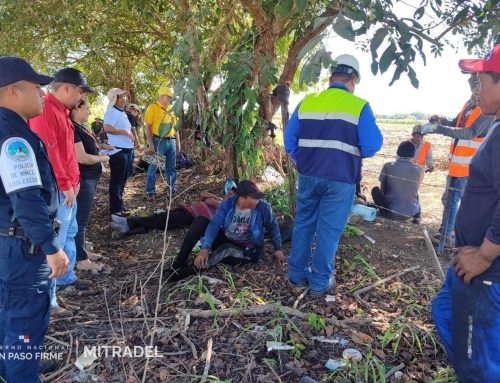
[103,88,134,216]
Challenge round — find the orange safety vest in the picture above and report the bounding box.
[448,103,484,177]
[413,140,431,167]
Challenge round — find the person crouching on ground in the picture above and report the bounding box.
[371,141,423,223]
[167,180,285,282]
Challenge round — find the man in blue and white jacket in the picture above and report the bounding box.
[166,180,284,281]
[285,54,383,296]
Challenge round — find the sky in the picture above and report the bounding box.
[289,4,481,118]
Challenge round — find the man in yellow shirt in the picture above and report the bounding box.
[144,86,181,196]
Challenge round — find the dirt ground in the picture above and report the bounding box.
[44,124,458,383]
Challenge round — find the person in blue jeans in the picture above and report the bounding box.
[144,86,181,196]
[284,54,383,296]
[431,44,500,383]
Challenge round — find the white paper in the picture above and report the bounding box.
[99,149,121,156]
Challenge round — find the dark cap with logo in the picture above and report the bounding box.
[53,67,93,93]
[235,180,264,199]
[0,56,53,88]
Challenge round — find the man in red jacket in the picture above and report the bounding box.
[30,68,93,317]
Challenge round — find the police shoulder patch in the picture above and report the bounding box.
[0,136,42,194]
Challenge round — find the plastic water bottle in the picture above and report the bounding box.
[224,176,237,195]
[351,203,377,222]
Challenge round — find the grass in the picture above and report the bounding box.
[330,350,387,382]
[342,254,380,293]
[379,304,438,356]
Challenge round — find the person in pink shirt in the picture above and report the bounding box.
[30,68,93,317]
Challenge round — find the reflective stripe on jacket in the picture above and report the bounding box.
[297,87,366,184]
[448,104,484,177]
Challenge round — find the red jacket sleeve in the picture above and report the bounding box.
[30,110,73,192]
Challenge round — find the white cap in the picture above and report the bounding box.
[106,88,127,109]
[332,54,361,84]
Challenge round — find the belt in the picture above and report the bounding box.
[0,219,61,253]
[153,135,176,140]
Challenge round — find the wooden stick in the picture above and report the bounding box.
[353,266,420,307]
[180,332,198,359]
[263,358,284,383]
[422,227,445,281]
[293,288,310,309]
[179,302,371,328]
[200,338,213,383]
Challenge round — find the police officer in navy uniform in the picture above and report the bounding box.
[0,57,69,382]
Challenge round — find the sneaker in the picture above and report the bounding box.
[111,221,130,234]
[50,306,73,319]
[111,213,129,226]
[310,276,337,297]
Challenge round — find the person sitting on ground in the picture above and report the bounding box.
[371,141,423,223]
[111,190,229,236]
[410,125,434,173]
[165,180,285,282]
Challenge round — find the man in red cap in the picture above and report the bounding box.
[432,44,500,381]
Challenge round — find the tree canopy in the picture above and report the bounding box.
[1,0,498,176]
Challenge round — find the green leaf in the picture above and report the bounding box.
[396,20,411,41]
[379,43,397,74]
[294,0,308,12]
[344,8,366,22]
[370,27,388,58]
[453,7,469,23]
[371,60,378,76]
[413,6,425,20]
[332,15,355,41]
[297,33,326,61]
[407,66,419,89]
[274,0,294,19]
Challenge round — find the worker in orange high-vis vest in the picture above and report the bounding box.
[410,125,434,172]
[424,74,495,251]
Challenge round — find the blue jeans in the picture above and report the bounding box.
[432,267,500,382]
[75,177,99,262]
[440,175,467,238]
[109,148,133,214]
[0,237,51,382]
[146,137,177,194]
[55,192,78,286]
[288,175,355,291]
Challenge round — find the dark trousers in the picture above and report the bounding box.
[0,237,51,382]
[109,148,133,214]
[128,148,135,177]
[127,208,194,233]
[75,176,99,262]
[371,186,421,219]
[167,217,263,281]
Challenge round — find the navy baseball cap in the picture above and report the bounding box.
[53,67,93,93]
[0,56,53,88]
